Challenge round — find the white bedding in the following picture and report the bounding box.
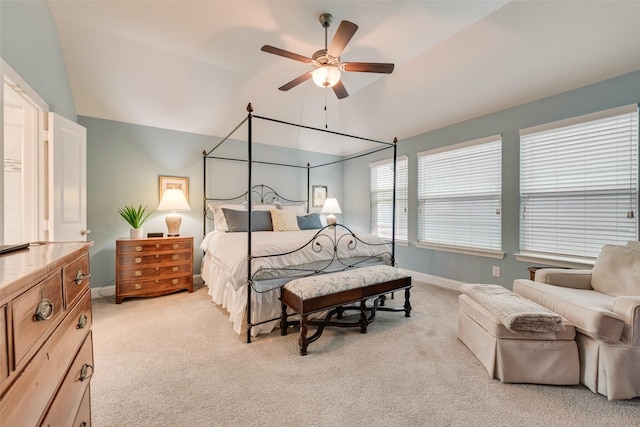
[200,228,392,336]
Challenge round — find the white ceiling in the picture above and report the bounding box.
[47,1,640,156]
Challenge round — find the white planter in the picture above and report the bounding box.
[130,228,144,239]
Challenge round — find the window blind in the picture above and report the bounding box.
[417,136,502,250]
[370,155,408,240]
[520,104,638,259]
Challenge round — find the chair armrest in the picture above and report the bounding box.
[534,269,593,290]
[613,296,640,346]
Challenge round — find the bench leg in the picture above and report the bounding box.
[404,288,412,317]
[299,315,309,356]
[359,300,368,333]
[280,302,288,336]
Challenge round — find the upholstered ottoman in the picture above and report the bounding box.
[458,292,580,385]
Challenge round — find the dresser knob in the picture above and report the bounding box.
[135,246,142,252]
[80,363,94,381]
[172,244,179,250]
[172,267,179,272]
[135,257,142,264]
[172,279,179,285]
[155,254,160,259]
[135,283,142,290]
[77,313,88,329]
[156,244,160,248]
[35,298,54,321]
[172,255,179,261]
[135,271,142,277]
[74,269,91,285]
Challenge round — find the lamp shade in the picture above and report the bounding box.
[157,189,191,211]
[312,66,341,88]
[321,197,341,225]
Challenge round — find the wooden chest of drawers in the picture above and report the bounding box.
[115,236,193,304]
[0,241,93,426]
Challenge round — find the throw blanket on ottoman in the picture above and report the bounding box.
[461,284,565,336]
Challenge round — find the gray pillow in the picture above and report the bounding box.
[297,213,322,230]
[222,208,273,232]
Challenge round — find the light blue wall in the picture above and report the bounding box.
[79,116,344,289]
[0,0,76,120]
[344,70,640,289]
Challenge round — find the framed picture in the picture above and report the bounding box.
[312,185,328,208]
[159,176,189,202]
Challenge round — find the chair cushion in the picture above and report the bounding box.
[513,279,625,343]
[592,245,640,297]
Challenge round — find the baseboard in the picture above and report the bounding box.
[91,272,458,298]
[91,274,203,299]
[403,269,465,291]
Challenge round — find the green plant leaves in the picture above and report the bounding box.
[117,205,152,228]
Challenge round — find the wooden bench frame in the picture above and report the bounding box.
[280,276,412,355]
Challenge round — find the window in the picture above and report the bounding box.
[520,104,638,260]
[370,155,408,241]
[417,135,502,252]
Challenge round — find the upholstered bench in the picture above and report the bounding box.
[457,284,579,385]
[280,265,412,355]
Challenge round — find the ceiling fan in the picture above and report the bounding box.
[261,13,394,99]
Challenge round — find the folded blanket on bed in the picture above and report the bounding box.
[461,284,565,336]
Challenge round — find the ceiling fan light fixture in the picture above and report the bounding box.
[312,65,341,88]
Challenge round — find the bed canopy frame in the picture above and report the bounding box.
[203,103,399,342]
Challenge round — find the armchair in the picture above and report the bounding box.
[513,243,640,400]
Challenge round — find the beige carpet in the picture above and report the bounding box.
[90,281,639,426]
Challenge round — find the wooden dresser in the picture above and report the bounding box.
[0,241,94,426]
[115,236,193,304]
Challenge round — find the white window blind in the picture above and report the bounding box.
[520,104,638,259]
[418,136,502,250]
[370,155,408,240]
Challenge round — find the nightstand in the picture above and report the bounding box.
[115,236,193,303]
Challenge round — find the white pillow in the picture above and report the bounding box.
[275,201,307,214]
[270,209,300,232]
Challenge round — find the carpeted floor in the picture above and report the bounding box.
[90,281,640,426]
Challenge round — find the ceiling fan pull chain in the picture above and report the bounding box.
[324,89,328,129]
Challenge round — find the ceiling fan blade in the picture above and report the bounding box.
[332,80,349,99]
[327,21,358,57]
[278,72,313,91]
[343,62,395,74]
[261,45,312,63]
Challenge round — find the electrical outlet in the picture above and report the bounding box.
[492,266,501,277]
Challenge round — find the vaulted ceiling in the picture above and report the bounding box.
[47,1,640,155]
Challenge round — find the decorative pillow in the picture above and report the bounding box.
[592,244,640,296]
[270,209,300,232]
[222,208,273,232]
[275,201,307,214]
[297,213,323,230]
[208,203,246,231]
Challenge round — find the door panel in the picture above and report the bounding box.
[50,113,87,242]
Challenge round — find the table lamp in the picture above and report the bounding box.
[157,188,191,236]
[321,197,341,225]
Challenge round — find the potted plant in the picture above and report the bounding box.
[118,205,152,239]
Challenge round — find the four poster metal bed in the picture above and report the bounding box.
[201,103,399,342]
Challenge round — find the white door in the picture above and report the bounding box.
[49,112,87,241]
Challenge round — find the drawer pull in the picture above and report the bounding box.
[172,279,179,285]
[77,313,88,329]
[172,266,179,272]
[172,255,179,261]
[172,244,179,250]
[35,298,54,321]
[135,257,142,264]
[156,244,160,248]
[135,246,143,252]
[80,363,94,381]
[74,269,92,285]
[135,270,142,277]
[135,283,142,290]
